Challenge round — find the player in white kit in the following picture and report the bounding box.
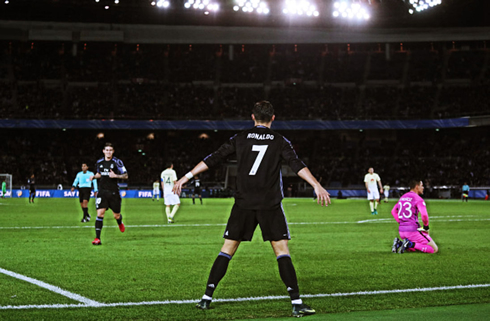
[152,179,160,201]
[161,163,180,223]
[364,167,383,215]
[383,184,390,203]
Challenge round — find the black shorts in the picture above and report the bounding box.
[96,190,122,213]
[194,187,201,195]
[78,188,92,202]
[223,204,290,242]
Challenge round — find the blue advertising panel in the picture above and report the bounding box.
[5,189,486,199]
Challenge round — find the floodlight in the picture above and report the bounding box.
[407,0,442,13]
[332,1,370,21]
[156,0,170,8]
[184,0,219,12]
[282,0,319,17]
[234,0,270,15]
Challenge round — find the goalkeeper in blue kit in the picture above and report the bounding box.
[71,163,98,222]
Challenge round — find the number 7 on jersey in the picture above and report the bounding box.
[249,145,268,175]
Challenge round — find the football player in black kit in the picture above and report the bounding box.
[27,174,36,203]
[173,101,331,317]
[191,175,203,205]
[90,143,128,245]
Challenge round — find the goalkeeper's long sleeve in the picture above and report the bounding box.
[419,205,429,227]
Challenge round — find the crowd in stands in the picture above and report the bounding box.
[1,41,489,120]
[1,41,490,192]
[1,126,489,192]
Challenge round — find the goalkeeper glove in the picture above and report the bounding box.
[417,225,429,233]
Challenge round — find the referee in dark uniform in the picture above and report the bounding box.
[173,101,331,317]
[89,142,128,245]
[27,174,36,203]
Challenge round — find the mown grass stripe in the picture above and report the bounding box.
[0,216,489,230]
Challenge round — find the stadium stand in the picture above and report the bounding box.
[1,42,489,120]
[1,40,489,192]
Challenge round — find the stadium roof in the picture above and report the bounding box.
[1,0,489,29]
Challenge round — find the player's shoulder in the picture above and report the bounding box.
[414,193,426,204]
[96,157,104,164]
[112,156,124,165]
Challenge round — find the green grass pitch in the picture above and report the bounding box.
[1,197,489,320]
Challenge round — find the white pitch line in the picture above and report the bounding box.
[1,283,489,310]
[1,216,490,230]
[0,268,101,307]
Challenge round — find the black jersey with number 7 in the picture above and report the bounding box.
[203,125,306,210]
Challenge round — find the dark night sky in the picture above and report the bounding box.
[1,0,489,29]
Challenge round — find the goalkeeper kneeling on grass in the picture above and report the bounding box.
[390,180,439,254]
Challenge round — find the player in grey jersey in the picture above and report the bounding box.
[173,101,331,317]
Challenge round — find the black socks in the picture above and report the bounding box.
[82,207,89,219]
[95,217,104,239]
[204,252,232,298]
[277,254,300,301]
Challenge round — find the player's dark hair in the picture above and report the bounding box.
[252,101,274,122]
[409,180,421,190]
[165,161,173,168]
[104,142,114,149]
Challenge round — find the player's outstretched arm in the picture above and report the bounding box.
[297,167,331,207]
[173,161,209,196]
